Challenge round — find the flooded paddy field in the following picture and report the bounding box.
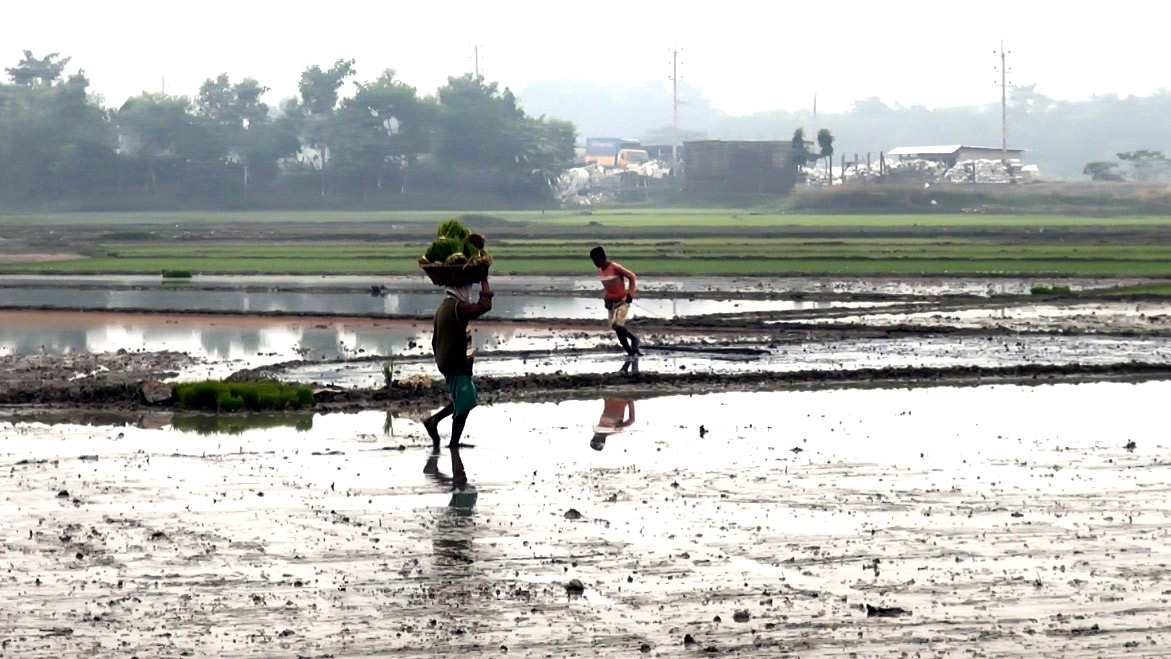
[0,274,915,323]
[772,299,1171,334]
[3,272,1171,401]
[280,333,1171,389]
[3,383,1171,657]
[3,273,1171,656]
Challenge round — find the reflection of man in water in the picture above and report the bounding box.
[590,398,636,451]
[424,450,478,570]
[590,246,641,356]
[424,443,469,490]
[423,278,493,484]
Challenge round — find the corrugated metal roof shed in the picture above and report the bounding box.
[887,145,963,156]
[888,145,1024,156]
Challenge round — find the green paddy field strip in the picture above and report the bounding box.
[6,210,1171,278]
[8,240,1171,277]
[6,209,1171,228]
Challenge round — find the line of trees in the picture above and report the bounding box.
[0,52,577,209]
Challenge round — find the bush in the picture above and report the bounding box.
[173,380,315,412]
[162,270,193,279]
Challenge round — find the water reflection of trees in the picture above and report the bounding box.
[0,327,90,355]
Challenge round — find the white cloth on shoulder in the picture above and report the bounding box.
[445,285,473,303]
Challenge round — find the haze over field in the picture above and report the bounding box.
[4,0,1171,180]
[5,1,1167,116]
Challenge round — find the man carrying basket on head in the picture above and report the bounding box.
[423,277,493,453]
[590,245,641,356]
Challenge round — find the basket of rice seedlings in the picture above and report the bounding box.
[418,218,492,286]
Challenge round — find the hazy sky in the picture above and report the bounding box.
[2,1,1165,115]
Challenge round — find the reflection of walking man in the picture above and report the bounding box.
[590,398,636,451]
[590,246,641,356]
[424,278,493,470]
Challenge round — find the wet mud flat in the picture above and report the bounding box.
[3,383,1171,657]
[0,351,191,406]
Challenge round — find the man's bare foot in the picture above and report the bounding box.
[423,417,441,449]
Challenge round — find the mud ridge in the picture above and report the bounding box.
[328,361,1171,411]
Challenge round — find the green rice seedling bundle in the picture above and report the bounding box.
[418,218,492,285]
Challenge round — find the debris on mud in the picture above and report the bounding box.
[866,604,912,618]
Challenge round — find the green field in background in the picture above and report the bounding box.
[9,240,1171,276]
[6,209,1171,228]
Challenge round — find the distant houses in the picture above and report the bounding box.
[683,140,797,195]
[887,145,1025,168]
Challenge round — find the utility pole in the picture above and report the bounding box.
[994,40,1011,159]
[667,46,681,166]
[469,44,483,79]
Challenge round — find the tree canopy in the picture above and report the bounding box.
[0,52,577,208]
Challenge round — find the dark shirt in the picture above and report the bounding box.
[433,297,472,376]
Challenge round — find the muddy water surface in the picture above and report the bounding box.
[2,274,1146,295]
[3,382,1170,656]
[0,282,883,318]
[0,311,621,380]
[779,300,1171,333]
[284,333,1171,389]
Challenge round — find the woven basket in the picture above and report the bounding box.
[421,262,490,287]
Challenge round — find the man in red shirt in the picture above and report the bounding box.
[590,246,641,356]
[590,398,636,451]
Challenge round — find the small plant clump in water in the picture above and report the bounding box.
[161,270,193,279]
[381,357,395,389]
[174,380,315,412]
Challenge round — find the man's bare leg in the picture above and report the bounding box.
[450,443,467,488]
[450,410,470,448]
[613,325,632,353]
[424,403,454,450]
[615,326,640,355]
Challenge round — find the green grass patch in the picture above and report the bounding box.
[174,380,314,412]
[1093,283,1171,297]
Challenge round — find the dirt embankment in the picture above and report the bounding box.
[0,352,190,406]
[9,351,1167,412]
